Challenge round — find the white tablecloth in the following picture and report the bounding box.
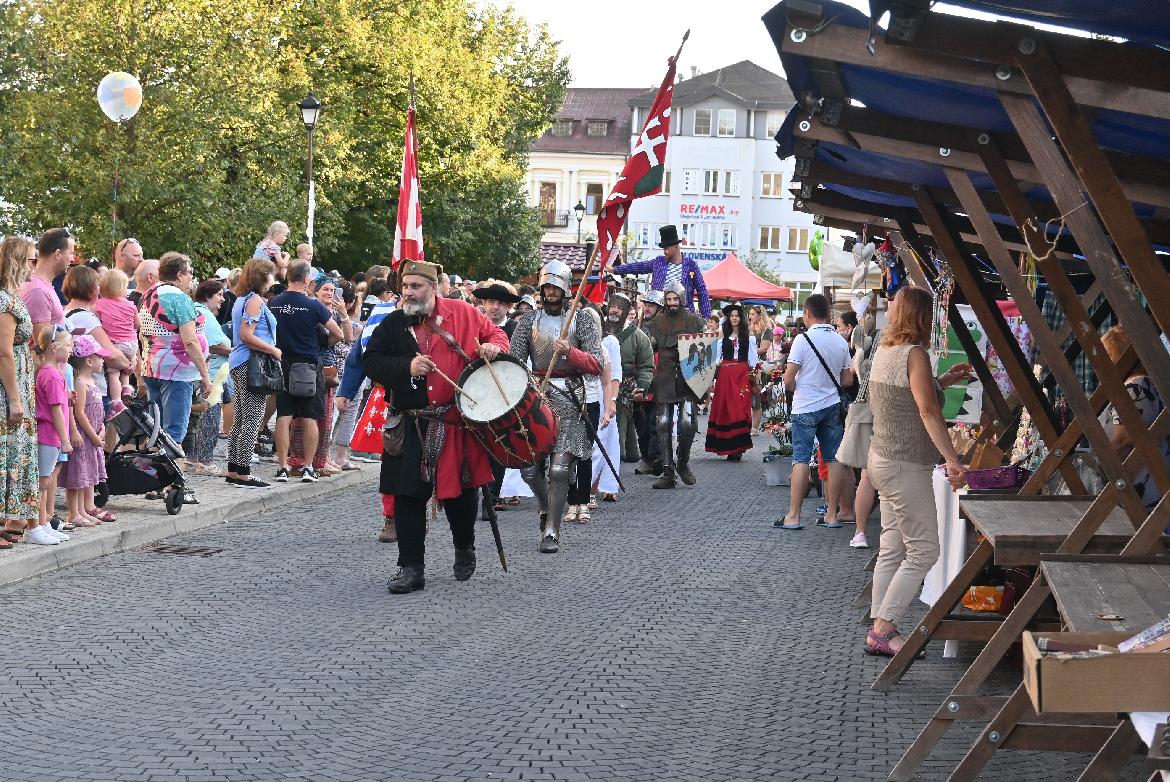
[919,467,967,657]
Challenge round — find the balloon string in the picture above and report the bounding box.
[111,139,121,248]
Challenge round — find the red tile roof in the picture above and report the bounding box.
[532,88,643,156]
[540,241,623,273]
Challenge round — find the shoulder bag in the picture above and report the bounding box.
[837,335,879,470]
[800,329,850,426]
[246,351,284,395]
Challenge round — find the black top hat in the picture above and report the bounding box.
[721,302,744,318]
[658,224,681,249]
[472,283,520,304]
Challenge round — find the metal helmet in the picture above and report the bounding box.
[608,291,632,309]
[641,290,665,307]
[538,260,573,296]
[662,280,686,301]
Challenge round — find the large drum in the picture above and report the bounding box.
[456,354,558,468]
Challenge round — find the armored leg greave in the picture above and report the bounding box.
[676,401,697,463]
[656,404,677,468]
[546,452,575,541]
[522,457,550,515]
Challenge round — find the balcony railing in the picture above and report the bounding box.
[541,209,570,228]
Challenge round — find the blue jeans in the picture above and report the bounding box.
[791,402,846,464]
[143,377,195,448]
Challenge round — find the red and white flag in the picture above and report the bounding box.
[392,101,424,271]
[595,54,680,272]
[350,385,389,454]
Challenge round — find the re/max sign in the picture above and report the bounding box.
[679,204,727,216]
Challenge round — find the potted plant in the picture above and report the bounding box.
[761,403,793,487]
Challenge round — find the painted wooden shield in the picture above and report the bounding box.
[679,331,721,399]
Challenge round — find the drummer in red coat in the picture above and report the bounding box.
[361,260,508,594]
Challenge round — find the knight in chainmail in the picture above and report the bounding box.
[645,282,707,488]
[508,260,604,553]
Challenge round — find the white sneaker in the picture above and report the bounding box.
[48,526,70,541]
[26,525,60,545]
[849,532,869,549]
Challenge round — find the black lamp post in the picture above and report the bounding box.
[299,92,323,245]
[574,200,586,243]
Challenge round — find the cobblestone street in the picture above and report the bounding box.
[1,435,1110,781]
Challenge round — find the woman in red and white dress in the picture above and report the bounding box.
[704,303,756,461]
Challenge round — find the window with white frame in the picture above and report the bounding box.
[586,120,608,137]
[702,169,720,195]
[787,227,810,253]
[661,170,671,194]
[693,109,712,136]
[679,222,699,247]
[551,119,573,137]
[761,172,784,198]
[699,223,720,249]
[758,225,783,251]
[720,224,739,249]
[717,109,736,137]
[765,110,785,137]
[723,170,741,197]
[634,223,652,247]
[681,168,700,194]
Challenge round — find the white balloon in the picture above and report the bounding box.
[97,72,143,123]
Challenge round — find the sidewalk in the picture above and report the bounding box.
[1,461,379,588]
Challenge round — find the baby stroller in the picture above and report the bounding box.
[94,396,188,515]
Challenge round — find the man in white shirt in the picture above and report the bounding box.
[775,293,854,530]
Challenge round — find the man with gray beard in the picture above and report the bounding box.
[605,292,653,464]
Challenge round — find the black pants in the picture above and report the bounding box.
[489,462,505,505]
[637,401,660,461]
[394,488,477,568]
[569,401,600,504]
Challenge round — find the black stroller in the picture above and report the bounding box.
[94,397,188,515]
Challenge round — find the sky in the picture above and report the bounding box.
[490,1,1076,88]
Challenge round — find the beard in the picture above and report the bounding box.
[401,292,436,317]
[666,304,682,316]
[543,292,564,314]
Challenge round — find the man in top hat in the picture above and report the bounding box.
[604,292,654,464]
[473,279,521,339]
[644,282,706,488]
[508,260,603,553]
[611,225,712,318]
[361,259,509,593]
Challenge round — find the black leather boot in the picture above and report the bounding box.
[387,565,425,594]
[653,466,677,489]
[453,548,476,581]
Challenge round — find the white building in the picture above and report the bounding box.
[526,88,642,246]
[626,61,820,305]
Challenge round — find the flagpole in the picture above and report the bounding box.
[538,30,689,396]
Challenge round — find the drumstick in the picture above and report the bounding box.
[418,353,477,404]
[475,340,509,402]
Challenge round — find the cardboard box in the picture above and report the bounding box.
[1023,632,1170,714]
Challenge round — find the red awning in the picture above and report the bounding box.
[702,252,793,301]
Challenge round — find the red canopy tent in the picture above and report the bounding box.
[702,252,793,300]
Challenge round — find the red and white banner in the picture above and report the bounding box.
[595,54,679,272]
[392,103,424,271]
[351,385,389,454]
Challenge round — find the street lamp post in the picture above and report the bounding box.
[574,200,586,244]
[299,92,323,247]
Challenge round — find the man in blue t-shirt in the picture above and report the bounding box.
[269,260,343,482]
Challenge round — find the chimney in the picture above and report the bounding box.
[690,66,698,79]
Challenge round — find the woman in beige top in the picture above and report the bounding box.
[865,287,969,657]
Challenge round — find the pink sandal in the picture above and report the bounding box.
[87,508,116,522]
[864,628,925,659]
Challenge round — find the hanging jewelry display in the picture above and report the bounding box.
[875,238,902,297]
[929,251,955,358]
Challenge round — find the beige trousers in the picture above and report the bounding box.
[868,453,941,624]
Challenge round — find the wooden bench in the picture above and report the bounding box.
[873,496,1133,690]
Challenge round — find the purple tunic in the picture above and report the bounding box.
[611,255,712,318]
[61,383,107,490]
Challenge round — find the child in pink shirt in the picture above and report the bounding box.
[31,327,74,545]
[95,269,139,405]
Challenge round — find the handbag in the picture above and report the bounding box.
[382,412,407,456]
[287,361,318,398]
[837,334,878,469]
[246,351,283,395]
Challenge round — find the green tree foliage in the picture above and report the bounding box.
[0,0,568,278]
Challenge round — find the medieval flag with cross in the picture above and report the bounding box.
[392,84,424,271]
[592,49,681,297]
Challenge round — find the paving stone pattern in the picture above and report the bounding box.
[0,434,1131,781]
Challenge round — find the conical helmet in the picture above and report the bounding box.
[539,260,573,295]
[662,280,686,300]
